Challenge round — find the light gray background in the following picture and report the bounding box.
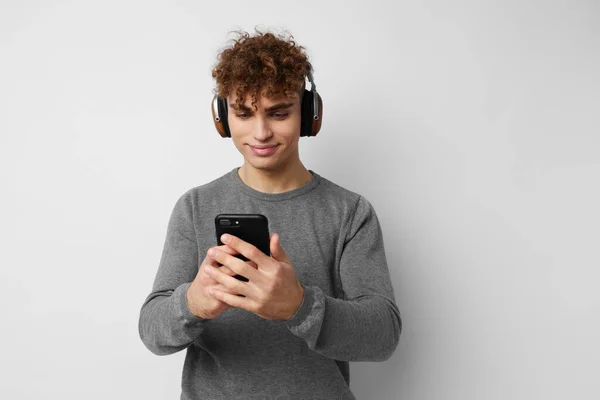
[1,0,599,399]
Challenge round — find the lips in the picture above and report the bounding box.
[249,144,279,156]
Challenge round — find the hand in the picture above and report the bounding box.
[204,233,305,321]
[186,245,245,319]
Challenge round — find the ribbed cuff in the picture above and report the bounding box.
[175,282,206,324]
[284,285,315,328]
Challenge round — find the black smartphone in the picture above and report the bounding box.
[214,214,270,282]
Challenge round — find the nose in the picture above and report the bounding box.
[253,115,273,141]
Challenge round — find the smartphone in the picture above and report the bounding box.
[214,214,270,282]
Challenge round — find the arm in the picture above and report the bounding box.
[138,190,207,355]
[281,196,402,362]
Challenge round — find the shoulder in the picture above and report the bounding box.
[313,172,374,211]
[173,170,236,209]
[312,173,382,240]
[311,172,380,231]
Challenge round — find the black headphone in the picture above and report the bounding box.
[211,71,323,138]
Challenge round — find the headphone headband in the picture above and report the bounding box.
[307,71,320,123]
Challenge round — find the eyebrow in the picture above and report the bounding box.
[265,103,293,112]
[230,103,294,112]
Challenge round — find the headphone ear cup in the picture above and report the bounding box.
[211,96,231,138]
[300,90,323,137]
[312,93,323,136]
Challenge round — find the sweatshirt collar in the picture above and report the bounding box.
[228,167,321,201]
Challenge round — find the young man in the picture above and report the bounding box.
[139,30,401,399]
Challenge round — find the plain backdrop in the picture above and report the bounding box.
[1,0,599,399]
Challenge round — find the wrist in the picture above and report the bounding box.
[186,286,209,319]
[288,283,305,320]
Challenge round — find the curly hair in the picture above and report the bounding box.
[212,29,312,111]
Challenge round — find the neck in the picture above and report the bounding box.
[238,160,313,194]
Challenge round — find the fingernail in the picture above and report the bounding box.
[207,249,215,257]
[221,234,230,243]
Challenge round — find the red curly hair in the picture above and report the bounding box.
[212,29,312,111]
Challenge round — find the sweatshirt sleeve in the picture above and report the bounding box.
[138,190,209,355]
[281,196,402,362]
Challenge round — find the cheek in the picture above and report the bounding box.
[227,118,243,134]
[228,124,245,148]
[280,116,302,141]
[228,120,252,146]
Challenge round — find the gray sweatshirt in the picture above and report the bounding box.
[138,168,401,399]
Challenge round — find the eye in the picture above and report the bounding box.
[272,112,289,120]
[235,113,251,119]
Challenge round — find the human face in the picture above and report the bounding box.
[227,88,302,173]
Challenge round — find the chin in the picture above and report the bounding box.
[242,147,295,172]
[247,161,279,171]
[247,155,286,170]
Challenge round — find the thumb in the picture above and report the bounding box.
[270,233,290,263]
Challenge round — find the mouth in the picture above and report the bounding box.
[248,144,279,156]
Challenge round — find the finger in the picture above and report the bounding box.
[212,244,240,256]
[213,282,246,298]
[210,287,254,309]
[215,264,237,276]
[205,256,236,276]
[220,234,269,264]
[202,245,239,265]
[204,245,240,276]
[204,263,249,297]
[270,233,291,263]
[213,282,238,294]
[208,247,257,282]
[247,261,258,270]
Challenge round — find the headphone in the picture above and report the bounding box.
[211,71,323,138]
